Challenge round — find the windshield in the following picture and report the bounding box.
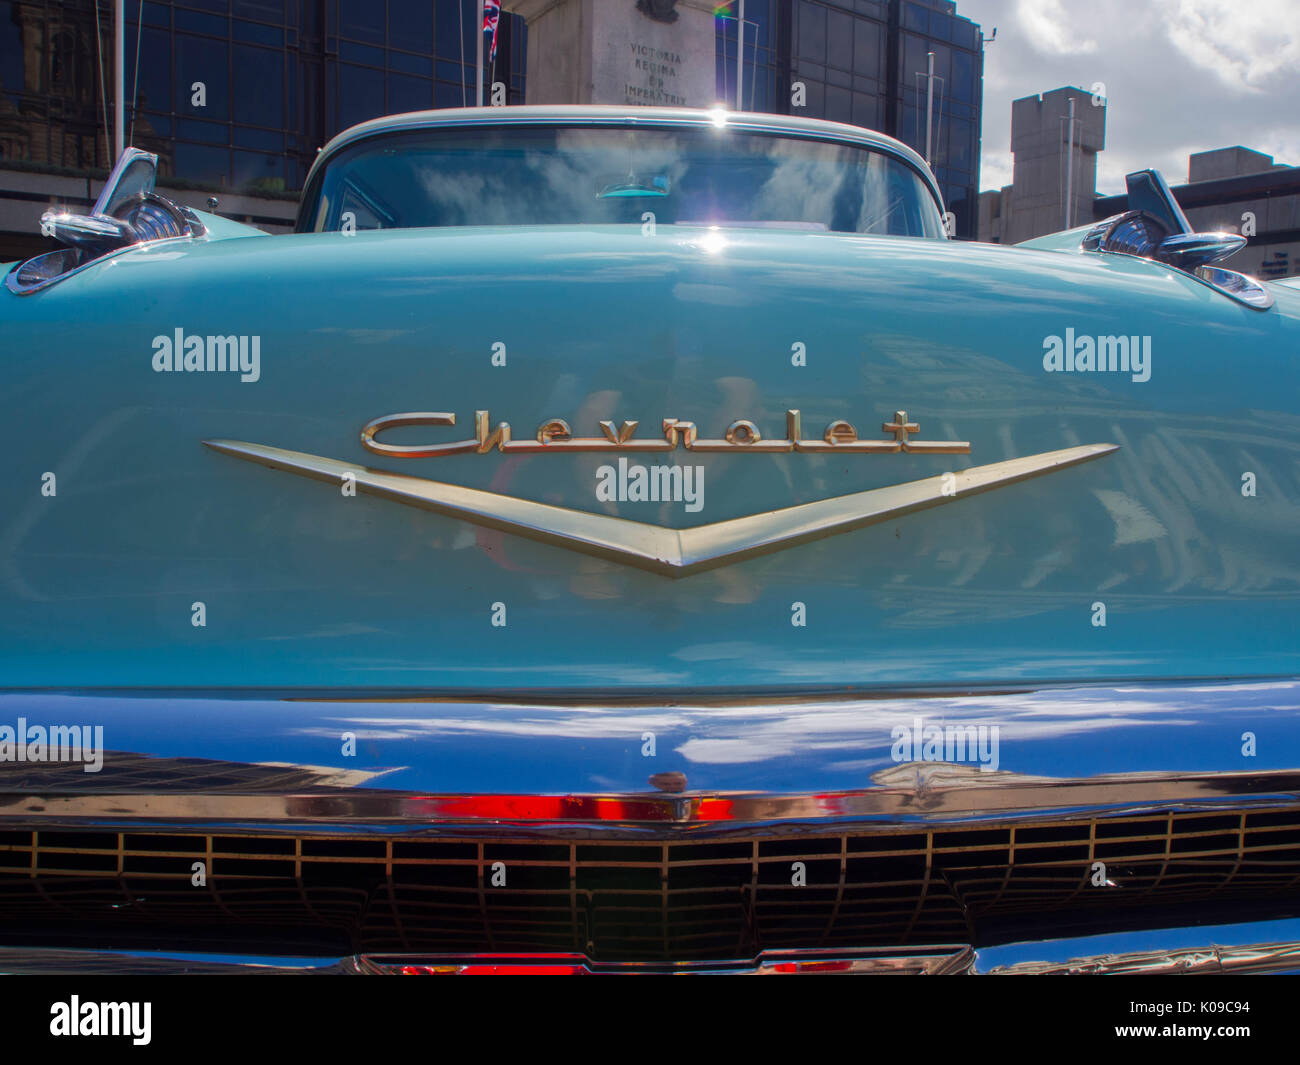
[300,124,945,238]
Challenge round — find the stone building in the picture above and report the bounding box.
[978,85,1298,279]
[977,86,1104,246]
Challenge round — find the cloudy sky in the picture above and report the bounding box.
[953,0,1300,193]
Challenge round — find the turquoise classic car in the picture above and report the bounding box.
[1,106,1298,974]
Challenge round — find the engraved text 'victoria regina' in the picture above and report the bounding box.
[360,409,971,458]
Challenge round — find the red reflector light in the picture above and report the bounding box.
[772,960,856,973]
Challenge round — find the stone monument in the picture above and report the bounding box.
[505,0,718,108]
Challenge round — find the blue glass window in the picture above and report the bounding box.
[827,9,853,70]
[234,20,283,47]
[174,142,230,185]
[389,0,435,55]
[797,2,826,64]
[233,45,283,127]
[234,126,283,151]
[339,0,384,45]
[130,27,172,117]
[388,73,432,114]
[176,10,229,37]
[389,52,433,77]
[853,18,881,78]
[234,148,285,190]
[337,63,385,129]
[175,35,230,120]
[951,48,974,104]
[178,117,229,144]
[234,0,284,21]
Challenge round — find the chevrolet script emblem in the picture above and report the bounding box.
[205,408,1117,578]
[357,409,972,456]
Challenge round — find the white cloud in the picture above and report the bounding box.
[1159,0,1300,93]
[1015,0,1098,55]
[961,0,1300,195]
[981,149,1014,191]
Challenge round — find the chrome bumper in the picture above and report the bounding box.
[2,679,1298,968]
[3,920,1298,974]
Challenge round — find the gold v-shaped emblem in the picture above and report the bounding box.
[205,440,1118,577]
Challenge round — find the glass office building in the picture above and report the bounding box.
[1,0,979,234]
[0,0,525,192]
[716,0,984,237]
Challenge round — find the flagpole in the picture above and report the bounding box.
[475,0,484,106]
[924,51,934,166]
[737,0,744,109]
[113,0,124,158]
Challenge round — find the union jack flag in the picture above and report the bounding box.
[483,1,501,64]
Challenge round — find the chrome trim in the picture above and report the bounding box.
[987,941,1300,976]
[356,946,978,974]
[92,146,160,216]
[4,932,1298,973]
[1193,265,1276,310]
[1081,210,1150,255]
[0,945,972,975]
[40,210,131,248]
[359,406,972,458]
[5,234,198,295]
[1,679,1296,827]
[1124,168,1192,236]
[203,439,1117,577]
[1081,211,1246,271]
[4,682,1297,969]
[1158,230,1247,270]
[5,146,205,296]
[6,771,1298,830]
[300,105,947,230]
[975,916,1300,975]
[1080,205,1272,312]
[0,947,351,975]
[35,193,204,255]
[177,203,209,237]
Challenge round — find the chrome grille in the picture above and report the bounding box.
[3,807,1299,960]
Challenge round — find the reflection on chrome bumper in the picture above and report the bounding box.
[3,678,1299,822]
[2,680,1298,967]
[975,917,1300,974]
[4,928,1299,974]
[0,945,973,975]
[984,941,1300,975]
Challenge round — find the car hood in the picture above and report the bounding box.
[1,224,1298,690]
